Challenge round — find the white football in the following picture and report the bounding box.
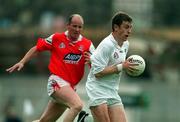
[126,55,146,76]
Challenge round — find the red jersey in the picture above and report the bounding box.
[36,31,95,86]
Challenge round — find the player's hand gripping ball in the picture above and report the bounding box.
[126,55,146,76]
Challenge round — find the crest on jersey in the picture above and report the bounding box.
[124,49,127,53]
[119,50,123,53]
[114,52,119,59]
[64,53,82,64]
[78,45,84,51]
[59,42,65,48]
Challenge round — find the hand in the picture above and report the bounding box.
[6,62,24,73]
[122,60,139,71]
[84,51,91,64]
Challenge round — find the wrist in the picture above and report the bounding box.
[116,64,123,72]
[19,61,25,65]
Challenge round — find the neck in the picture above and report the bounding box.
[68,36,77,42]
[112,33,123,46]
[66,32,78,42]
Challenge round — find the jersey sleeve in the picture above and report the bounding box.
[91,42,111,74]
[36,34,54,52]
[89,42,95,54]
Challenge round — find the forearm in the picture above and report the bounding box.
[95,59,136,78]
[95,64,122,78]
[19,46,39,65]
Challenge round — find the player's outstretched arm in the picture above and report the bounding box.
[6,46,39,73]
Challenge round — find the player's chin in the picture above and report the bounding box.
[72,35,79,40]
[124,35,129,40]
[74,33,80,37]
[124,37,128,40]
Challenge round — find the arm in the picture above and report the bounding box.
[95,59,139,78]
[84,42,95,65]
[84,51,91,65]
[94,60,130,78]
[6,46,39,73]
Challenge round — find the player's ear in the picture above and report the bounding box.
[114,24,119,31]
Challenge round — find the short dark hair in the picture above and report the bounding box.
[112,12,132,31]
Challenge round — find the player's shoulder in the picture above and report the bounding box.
[81,36,92,43]
[100,35,114,48]
[52,32,65,39]
[79,36,93,48]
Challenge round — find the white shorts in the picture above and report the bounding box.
[47,74,70,96]
[86,82,123,107]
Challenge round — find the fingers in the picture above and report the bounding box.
[84,58,91,64]
[122,60,139,70]
[129,63,139,66]
[128,66,139,72]
[124,60,139,74]
[84,51,91,64]
[84,52,90,58]
[6,66,16,73]
[6,68,11,72]
[6,63,24,73]
[6,65,16,73]
[85,61,90,65]
[17,64,23,71]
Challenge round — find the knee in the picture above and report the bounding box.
[39,118,46,122]
[32,120,39,122]
[39,117,54,122]
[72,101,83,112]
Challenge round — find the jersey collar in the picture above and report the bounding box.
[109,33,128,49]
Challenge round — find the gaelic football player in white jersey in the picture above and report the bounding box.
[86,12,136,122]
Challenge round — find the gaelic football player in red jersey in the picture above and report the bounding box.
[6,14,95,122]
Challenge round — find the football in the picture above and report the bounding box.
[126,55,146,76]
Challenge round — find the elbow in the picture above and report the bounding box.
[32,46,38,52]
[31,46,39,57]
[95,72,103,78]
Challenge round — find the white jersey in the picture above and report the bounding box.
[86,33,129,93]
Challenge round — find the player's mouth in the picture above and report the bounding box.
[74,32,80,36]
[72,33,80,40]
[124,35,129,40]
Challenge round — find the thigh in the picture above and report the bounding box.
[51,85,83,108]
[47,74,71,96]
[40,99,67,122]
[90,103,110,122]
[108,105,127,122]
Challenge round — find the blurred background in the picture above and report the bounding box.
[0,0,180,122]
